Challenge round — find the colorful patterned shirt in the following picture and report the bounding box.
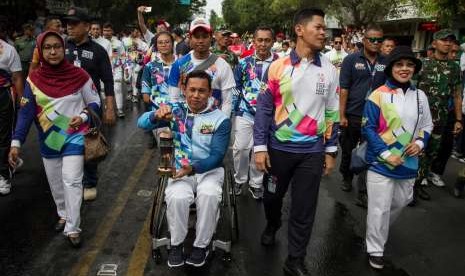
[141,56,173,110]
[234,52,279,120]
[417,57,462,127]
[137,102,231,173]
[362,82,433,179]
[253,50,340,154]
[109,36,127,70]
[12,79,101,157]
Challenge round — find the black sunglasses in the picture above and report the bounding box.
[366,37,384,44]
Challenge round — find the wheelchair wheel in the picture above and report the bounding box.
[218,168,239,243]
[150,175,169,262]
[227,168,239,241]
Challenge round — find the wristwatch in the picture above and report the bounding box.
[325,151,338,158]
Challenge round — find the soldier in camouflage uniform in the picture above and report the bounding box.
[412,29,463,204]
[212,29,238,68]
[14,23,35,76]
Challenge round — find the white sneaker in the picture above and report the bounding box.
[420,178,429,186]
[458,157,465,164]
[428,173,446,187]
[83,187,97,201]
[0,176,11,195]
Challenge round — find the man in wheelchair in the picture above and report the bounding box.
[137,70,231,268]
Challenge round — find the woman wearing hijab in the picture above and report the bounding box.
[8,31,101,247]
[362,46,433,269]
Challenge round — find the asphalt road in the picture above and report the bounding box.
[1,102,464,276]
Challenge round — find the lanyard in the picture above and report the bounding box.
[364,58,378,97]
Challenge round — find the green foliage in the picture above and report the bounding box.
[412,0,465,27]
[209,10,225,31]
[75,0,206,31]
[326,0,406,27]
[222,0,330,34]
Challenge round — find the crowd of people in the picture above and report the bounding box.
[1,4,465,275]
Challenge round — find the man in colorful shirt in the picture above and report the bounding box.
[413,29,463,203]
[0,27,23,195]
[103,22,127,118]
[233,26,278,199]
[122,26,148,103]
[168,18,236,118]
[138,70,231,268]
[254,8,339,276]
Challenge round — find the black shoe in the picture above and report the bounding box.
[185,246,209,267]
[167,244,184,268]
[283,257,310,276]
[341,179,352,192]
[54,219,66,232]
[67,234,81,248]
[417,186,431,200]
[368,255,384,270]
[454,181,464,198]
[355,192,368,209]
[261,223,280,246]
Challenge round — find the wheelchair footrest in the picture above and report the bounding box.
[212,239,231,253]
[152,237,170,250]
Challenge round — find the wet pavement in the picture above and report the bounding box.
[1,102,465,276]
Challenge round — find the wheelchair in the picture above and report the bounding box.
[149,136,239,264]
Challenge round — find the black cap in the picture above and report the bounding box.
[384,46,422,77]
[64,7,91,23]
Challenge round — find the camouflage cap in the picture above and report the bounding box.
[433,29,456,40]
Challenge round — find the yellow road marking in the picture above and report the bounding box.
[68,150,152,276]
[125,205,153,276]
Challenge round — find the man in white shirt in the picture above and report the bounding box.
[324,35,348,71]
[90,22,112,57]
[0,30,24,195]
[103,22,127,117]
[167,18,236,117]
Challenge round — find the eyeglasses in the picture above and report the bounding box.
[334,41,342,45]
[157,40,172,45]
[42,44,63,51]
[366,37,384,44]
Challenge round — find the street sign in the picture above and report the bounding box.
[180,0,191,5]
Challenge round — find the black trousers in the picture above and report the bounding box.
[263,148,324,258]
[0,88,14,179]
[339,115,366,192]
[431,111,455,175]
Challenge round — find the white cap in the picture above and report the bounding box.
[189,18,211,34]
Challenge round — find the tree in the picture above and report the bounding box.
[74,0,206,31]
[222,0,331,35]
[326,0,406,27]
[209,10,224,31]
[412,0,465,27]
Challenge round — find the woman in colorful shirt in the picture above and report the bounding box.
[141,31,176,142]
[362,46,433,270]
[8,31,101,247]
